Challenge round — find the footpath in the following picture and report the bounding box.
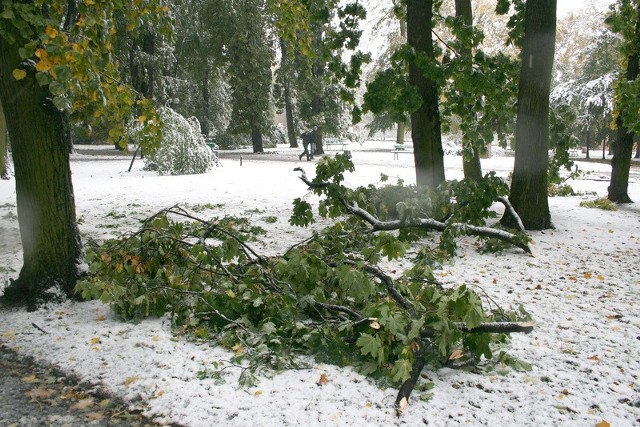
[0,344,159,426]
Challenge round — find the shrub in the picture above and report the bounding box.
[579,197,617,210]
[142,107,219,175]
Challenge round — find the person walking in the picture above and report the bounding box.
[299,132,311,161]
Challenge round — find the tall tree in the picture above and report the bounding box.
[454,0,483,181]
[0,33,81,308]
[407,0,445,187]
[223,0,274,153]
[502,0,556,230]
[276,38,300,148]
[0,101,9,179]
[608,0,640,203]
[0,1,167,309]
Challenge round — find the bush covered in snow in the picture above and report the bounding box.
[143,107,219,176]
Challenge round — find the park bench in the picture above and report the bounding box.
[392,144,413,160]
[324,138,348,151]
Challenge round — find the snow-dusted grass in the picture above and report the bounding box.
[1,143,639,426]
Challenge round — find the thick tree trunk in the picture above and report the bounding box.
[502,0,556,230]
[0,100,8,179]
[608,2,639,203]
[0,38,82,309]
[407,0,445,188]
[251,128,264,153]
[456,0,483,181]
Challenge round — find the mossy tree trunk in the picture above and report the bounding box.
[0,37,82,310]
[407,0,445,188]
[502,0,556,230]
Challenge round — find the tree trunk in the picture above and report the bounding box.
[396,122,405,145]
[586,129,590,159]
[456,0,483,181]
[0,100,8,179]
[407,0,445,188]
[201,67,211,135]
[280,39,298,148]
[608,2,639,203]
[251,128,264,153]
[0,38,82,310]
[502,0,556,230]
[396,7,407,147]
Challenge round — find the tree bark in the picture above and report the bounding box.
[280,39,299,148]
[585,129,590,159]
[0,38,82,309]
[608,2,639,203]
[251,128,264,153]
[502,0,556,230]
[0,100,8,179]
[201,67,211,135]
[456,0,483,181]
[407,0,445,188]
[396,6,407,147]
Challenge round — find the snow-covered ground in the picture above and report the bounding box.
[1,142,639,426]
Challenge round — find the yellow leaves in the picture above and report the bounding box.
[316,373,329,386]
[254,390,263,396]
[90,337,101,345]
[583,272,593,279]
[448,349,465,361]
[12,69,27,81]
[24,387,54,400]
[84,0,96,5]
[232,343,245,354]
[21,374,39,384]
[138,115,147,124]
[596,421,611,427]
[95,315,107,321]
[71,397,95,410]
[45,26,58,39]
[1,329,17,341]
[123,376,139,386]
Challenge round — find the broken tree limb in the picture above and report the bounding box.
[454,321,535,334]
[294,168,534,255]
[497,196,526,233]
[395,321,535,414]
[395,337,427,415]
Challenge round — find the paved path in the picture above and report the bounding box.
[0,344,159,426]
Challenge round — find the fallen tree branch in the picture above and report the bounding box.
[294,168,533,255]
[454,321,535,334]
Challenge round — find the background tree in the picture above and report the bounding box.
[502,0,556,230]
[406,0,445,188]
[219,0,274,153]
[551,5,618,160]
[0,0,168,309]
[442,0,519,181]
[0,101,8,179]
[607,0,640,203]
[274,38,300,148]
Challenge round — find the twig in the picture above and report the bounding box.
[31,323,49,334]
